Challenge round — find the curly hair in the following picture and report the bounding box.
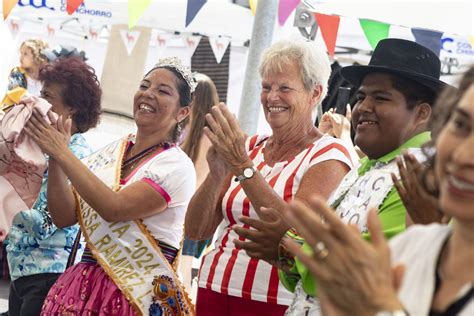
[39,57,102,133]
[421,65,474,197]
[20,38,49,66]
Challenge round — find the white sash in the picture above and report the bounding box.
[75,136,194,315]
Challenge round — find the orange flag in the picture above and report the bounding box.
[3,0,17,20]
[314,12,340,57]
[67,0,84,15]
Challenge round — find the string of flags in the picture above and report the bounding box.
[3,0,473,59]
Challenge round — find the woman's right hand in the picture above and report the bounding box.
[206,145,229,180]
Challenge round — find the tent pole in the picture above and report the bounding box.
[237,0,277,135]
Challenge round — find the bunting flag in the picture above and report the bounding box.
[120,30,141,55]
[46,23,56,37]
[8,19,21,37]
[314,13,340,57]
[88,26,100,41]
[186,0,207,27]
[153,31,173,56]
[278,0,300,26]
[128,0,151,29]
[359,19,390,49]
[469,36,474,47]
[209,36,231,63]
[182,35,202,57]
[66,0,83,15]
[249,0,258,16]
[3,0,17,20]
[411,28,444,57]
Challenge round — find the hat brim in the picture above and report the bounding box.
[340,65,449,95]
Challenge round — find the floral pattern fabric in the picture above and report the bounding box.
[6,133,92,280]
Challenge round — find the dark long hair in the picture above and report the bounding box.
[421,65,474,197]
[181,73,219,163]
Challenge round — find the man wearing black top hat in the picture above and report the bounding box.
[233,38,450,315]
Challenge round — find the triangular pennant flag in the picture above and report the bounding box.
[3,0,17,20]
[278,0,300,26]
[249,0,258,16]
[120,30,141,55]
[470,36,474,48]
[314,13,340,57]
[153,31,173,55]
[66,0,83,15]
[46,23,57,37]
[182,35,202,57]
[8,19,21,37]
[128,0,151,29]
[209,37,231,63]
[359,19,390,49]
[186,0,207,27]
[411,28,443,57]
[88,26,100,41]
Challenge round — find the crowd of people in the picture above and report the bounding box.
[0,34,472,316]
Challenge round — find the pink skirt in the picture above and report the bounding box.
[41,262,137,315]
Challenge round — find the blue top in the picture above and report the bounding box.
[6,133,92,280]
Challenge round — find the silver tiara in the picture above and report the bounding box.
[147,57,197,93]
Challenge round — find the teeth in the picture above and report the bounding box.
[268,107,286,113]
[449,175,474,192]
[139,103,155,113]
[359,121,376,125]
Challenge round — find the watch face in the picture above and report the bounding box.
[243,168,254,178]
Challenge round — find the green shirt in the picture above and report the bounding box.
[278,132,431,296]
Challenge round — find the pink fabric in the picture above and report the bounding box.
[142,177,171,205]
[42,262,137,315]
[0,96,55,239]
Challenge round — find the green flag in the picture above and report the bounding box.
[359,19,390,49]
[128,0,151,29]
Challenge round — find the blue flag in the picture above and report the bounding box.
[411,28,443,57]
[186,0,207,27]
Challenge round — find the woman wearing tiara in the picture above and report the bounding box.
[27,57,197,315]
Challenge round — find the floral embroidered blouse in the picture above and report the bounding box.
[6,133,93,280]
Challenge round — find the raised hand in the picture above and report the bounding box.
[204,103,252,174]
[391,152,447,225]
[24,109,71,159]
[281,196,404,315]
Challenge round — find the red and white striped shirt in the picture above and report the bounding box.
[198,134,358,305]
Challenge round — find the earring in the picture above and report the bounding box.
[176,121,183,134]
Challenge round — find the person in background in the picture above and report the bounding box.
[282,65,474,316]
[180,73,219,294]
[7,39,49,96]
[5,57,102,316]
[186,39,357,315]
[33,57,196,315]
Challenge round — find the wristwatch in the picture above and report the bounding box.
[235,166,256,182]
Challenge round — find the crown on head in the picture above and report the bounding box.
[147,57,197,93]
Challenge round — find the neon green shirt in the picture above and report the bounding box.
[278,132,431,296]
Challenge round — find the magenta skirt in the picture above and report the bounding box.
[41,262,137,315]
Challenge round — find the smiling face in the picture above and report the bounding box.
[260,60,321,132]
[133,68,189,136]
[351,73,427,159]
[435,84,474,221]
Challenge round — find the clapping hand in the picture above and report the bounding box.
[281,196,405,315]
[24,109,71,159]
[318,106,352,142]
[391,152,449,225]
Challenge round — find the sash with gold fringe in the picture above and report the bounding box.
[75,136,194,315]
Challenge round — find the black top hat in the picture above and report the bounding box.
[340,38,448,94]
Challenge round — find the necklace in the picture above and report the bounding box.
[122,141,172,170]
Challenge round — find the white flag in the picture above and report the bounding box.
[182,35,202,58]
[209,37,231,63]
[120,30,141,55]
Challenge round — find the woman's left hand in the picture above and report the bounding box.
[282,196,405,315]
[204,103,251,174]
[24,109,72,159]
[232,207,289,263]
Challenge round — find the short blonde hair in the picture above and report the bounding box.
[20,38,49,66]
[259,39,331,101]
